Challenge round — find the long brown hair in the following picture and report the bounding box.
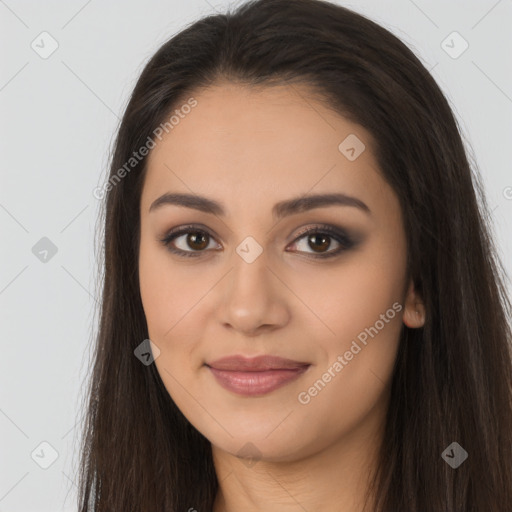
[77,0,512,510]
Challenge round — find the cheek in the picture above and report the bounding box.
[295,238,405,427]
[292,233,406,348]
[296,300,402,450]
[139,244,172,339]
[138,244,202,409]
[139,238,199,341]
[138,239,212,380]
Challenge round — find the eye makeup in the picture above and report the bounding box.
[158,222,359,260]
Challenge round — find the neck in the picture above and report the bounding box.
[211,402,385,512]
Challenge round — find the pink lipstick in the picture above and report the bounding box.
[205,355,310,396]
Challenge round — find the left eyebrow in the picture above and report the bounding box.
[148,192,371,219]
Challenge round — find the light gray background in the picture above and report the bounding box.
[1,0,511,510]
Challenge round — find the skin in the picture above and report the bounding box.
[139,82,425,512]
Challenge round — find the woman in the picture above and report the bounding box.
[77,0,512,510]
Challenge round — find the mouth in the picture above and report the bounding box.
[205,355,311,396]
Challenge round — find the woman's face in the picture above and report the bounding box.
[139,83,423,463]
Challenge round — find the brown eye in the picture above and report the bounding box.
[307,233,331,253]
[160,227,220,258]
[160,224,356,259]
[185,232,209,250]
[287,225,355,259]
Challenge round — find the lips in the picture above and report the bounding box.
[205,355,311,396]
[206,354,310,371]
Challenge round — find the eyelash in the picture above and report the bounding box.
[159,223,355,259]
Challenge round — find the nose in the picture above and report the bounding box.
[215,254,291,337]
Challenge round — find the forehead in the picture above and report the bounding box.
[142,83,392,218]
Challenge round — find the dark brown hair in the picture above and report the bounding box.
[77,0,512,510]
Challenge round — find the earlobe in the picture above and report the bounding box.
[402,279,426,328]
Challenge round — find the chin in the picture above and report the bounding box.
[207,422,322,464]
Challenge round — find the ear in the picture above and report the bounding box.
[402,278,426,328]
